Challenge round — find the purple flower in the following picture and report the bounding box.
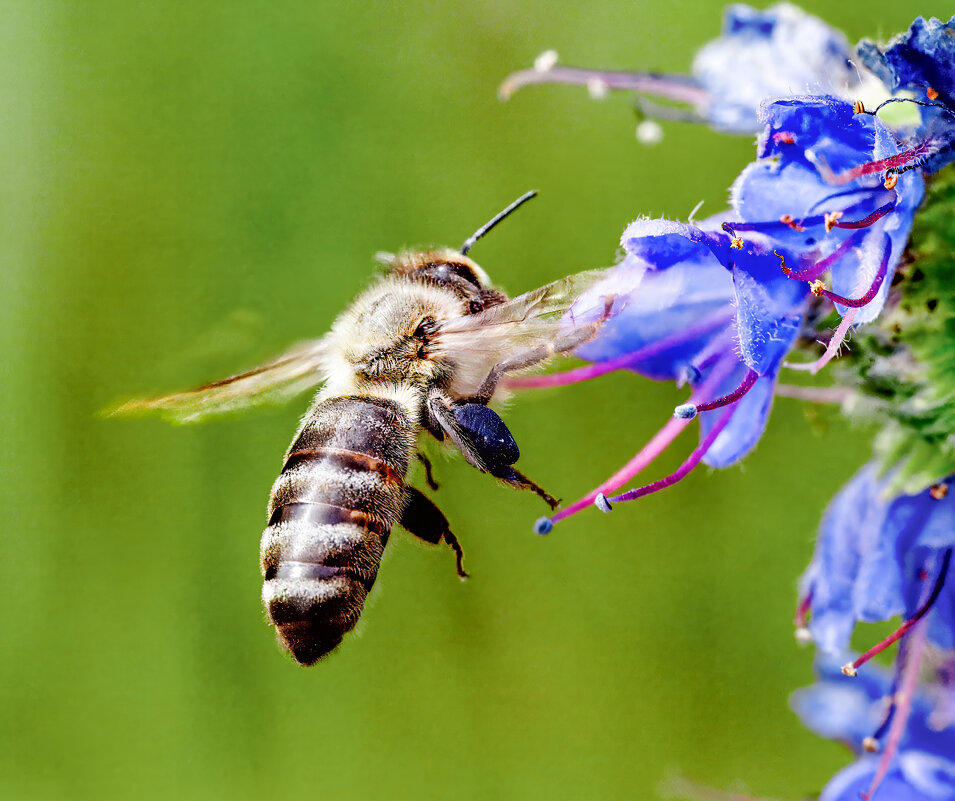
[499,3,860,134]
[857,16,955,174]
[792,653,955,801]
[798,464,955,654]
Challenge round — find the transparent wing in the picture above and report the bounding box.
[432,269,610,358]
[111,338,329,423]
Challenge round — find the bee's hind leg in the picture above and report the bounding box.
[400,486,467,579]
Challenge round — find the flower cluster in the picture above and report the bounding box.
[503,7,955,800]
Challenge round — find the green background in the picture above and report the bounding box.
[0,2,944,799]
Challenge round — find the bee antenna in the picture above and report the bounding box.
[460,190,538,256]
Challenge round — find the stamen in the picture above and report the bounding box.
[773,131,796,145]
[594,493,612,513]
[824,211,843,232]
[794,590,813,645]
[506,309,733,390]
[498,64,709,105]
[809,279,825,296]
[861,617,929,801]
[607,403,737,504]
[723,197,893,235]
[883,172,898,190]
[539,353,738,529]
[730,235,743,249]
[926,87,939,101]
[784,307,858,374]
[820,139,939,185]
[818,236,891,308]
[777,229,869,282]
[779,214,805,232]
[830,200,896,229]
[852,99,866,114]
[680,368,758,417]
[843,549,952,676]
[930,483,949,500]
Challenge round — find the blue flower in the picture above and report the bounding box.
[792,654,955,801]
[799,464,955,654]
[857,16,955,174]
[499,3,861,134]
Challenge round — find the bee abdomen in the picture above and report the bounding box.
[261,397,415,665]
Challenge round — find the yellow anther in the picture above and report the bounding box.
[774,249,791,276]
[852,99,866,114]
[930,483,949,500]
[841,662,858,677]
[824,211,843,232]
[927,87,939,101]
[730,235,743,249]
[809,279,825,297]
[884,172,898,190]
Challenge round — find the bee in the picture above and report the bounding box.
[118,192,609,665]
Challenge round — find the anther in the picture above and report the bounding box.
[794,627,813,646]
[774,249,792,276]
[884,172,898,190]
[926,87,939,101]
[852,99,866,114]
[673,403,698,420]
[779,214,805,232]
[863,737,880,753]
[587,78,609,99]
[534,517,553,535]
[534,50,558,72]
[730,235,743,249]
[773,131,796,145]
[809,279,825,296]
[594,493,613,513]
[824,211,843,232]
[841,663,858,677]
[930,483,949,500]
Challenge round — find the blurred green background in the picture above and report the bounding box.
[0,1,946,799]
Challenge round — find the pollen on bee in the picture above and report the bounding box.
[587,78,609,99]
[930,483,949,500]
[884,172,899,190]
[852,99,866,114]
[926,87,939,101]
[534,49,559,72]
[809,279,825,297]
[824,211,843,232]
[730,235,744,249]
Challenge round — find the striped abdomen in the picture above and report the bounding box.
[260,396,415,665]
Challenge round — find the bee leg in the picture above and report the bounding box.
[416,452,440,490]
[468,298,614,404]
[426,390,560,509]
[400,487,467,579]
[495,467,560,510]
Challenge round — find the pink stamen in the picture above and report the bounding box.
[861,612,930,800]
[794,591,812,630]
[832,200,896,230]
[546,354,737,526]
[694,368,758,412]
[784,307,857,374]
[499,64,708,106]
[819,237,892,308]
[506,310,733,390]
[845,549,951,677]
[607,403,736,503]
[776,229,867,282]
[823,139,939,186]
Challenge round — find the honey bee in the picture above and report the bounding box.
[118,192,609,665]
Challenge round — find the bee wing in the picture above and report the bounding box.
[432,269,610,358]
[111,338,329,423]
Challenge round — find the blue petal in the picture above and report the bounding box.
[698,364,776,468]
[819,757,953,801]
[730,261,803,373]
[692,5,858,133]
[857,16,955,106]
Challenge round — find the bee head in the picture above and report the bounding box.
[381,249,506,314]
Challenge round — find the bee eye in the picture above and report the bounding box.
[413,317,437,339]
